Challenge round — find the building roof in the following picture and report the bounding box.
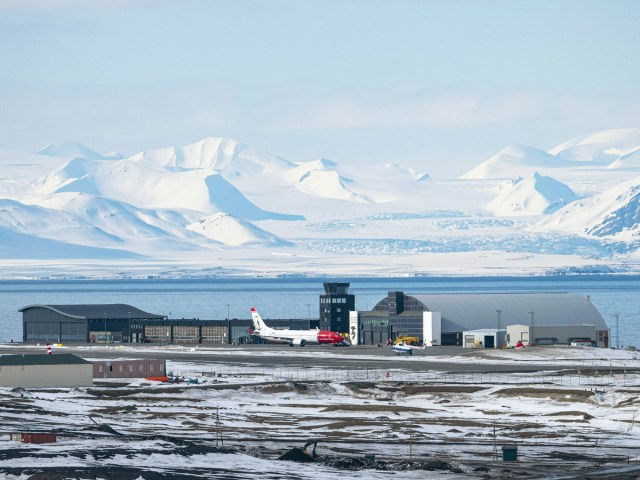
[18,304,165,320]
[409,292,607,332]
[0,353,91,366]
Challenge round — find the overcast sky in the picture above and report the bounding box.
[1,0,639,177]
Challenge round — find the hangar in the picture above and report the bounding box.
[0,353,92,387]
[349,291,609,347]
[20,304,314,345]
[20,304,165,344]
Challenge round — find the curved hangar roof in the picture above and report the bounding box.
[408,293,607,332]
[18,304,165,320]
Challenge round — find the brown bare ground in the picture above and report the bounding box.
[545,411,594,419]
[401,385,487,395]
[493,388,595,401]
[321,404,432,413]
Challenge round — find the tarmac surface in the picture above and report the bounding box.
[2,343,636,374]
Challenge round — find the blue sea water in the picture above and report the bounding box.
[0,276,638,346]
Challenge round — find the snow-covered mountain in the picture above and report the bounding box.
[37,142,122,161]
[462,128,640,180]
[607,146,640,170]
[536,175,640,241]
[1,128,639,277]
[129,137,294,176]
[33,154,301,221]
[0,226,140,260]
[187,212,292,247]
[485,173,578,217]
[384,163,430,182]
[461,145,566,179]
[549,128,640,164]
[282,158,371,203]
[0,197,126,245]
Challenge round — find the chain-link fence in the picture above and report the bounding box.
[168,363,640,388]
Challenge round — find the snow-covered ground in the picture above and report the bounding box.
[1,128,640,278]
[2,345,640,479]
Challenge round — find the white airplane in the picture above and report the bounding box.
[249,307,349,347]
[391,342,425,356]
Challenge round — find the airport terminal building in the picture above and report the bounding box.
[20,287,609,348]
[20,303,314,345]
[349,291,609,347]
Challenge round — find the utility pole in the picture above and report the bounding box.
[528,310,535,346]
[493,424,497,461]
[615,313,620,349]
[496,309,503,349]
[307,303,311,322]
[225,304,230,321]
[409,428,413,462]
[215,406,223,447]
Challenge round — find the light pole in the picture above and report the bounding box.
[103,313,106,344]
[496,310,503,349]
[615,313,620,349]
[226,304,230,321]
[307,304,311,322]
[528,310,535,346]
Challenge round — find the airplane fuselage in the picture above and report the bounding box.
[250,307,349,346]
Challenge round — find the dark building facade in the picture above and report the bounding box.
[20,304,315,345]
[319,282,355,334]
[20,304,166,344]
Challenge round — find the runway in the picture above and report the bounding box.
[3,343,636,374]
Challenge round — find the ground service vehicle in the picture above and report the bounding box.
[394,335,420,346]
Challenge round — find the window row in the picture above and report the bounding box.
[321,297,348,304]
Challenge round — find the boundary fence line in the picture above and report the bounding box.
[168,364,640,388]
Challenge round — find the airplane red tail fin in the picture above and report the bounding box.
[248,327,254,335]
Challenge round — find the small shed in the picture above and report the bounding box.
[0,353,93,388]
[502,445,518,461]
[462,329,506,349]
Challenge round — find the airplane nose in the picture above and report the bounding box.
[332,332,347,344]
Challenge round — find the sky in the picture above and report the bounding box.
[1,0,639,177]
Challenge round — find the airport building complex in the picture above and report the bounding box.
[19,285,609,348]
[350,291,609,347]
[20,303,314,345]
